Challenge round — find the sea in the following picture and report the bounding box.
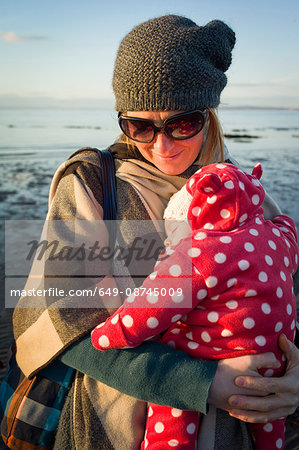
[0,107,298,227]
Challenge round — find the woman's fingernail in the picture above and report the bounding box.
[235,377,245,386]
[229,397,239,406]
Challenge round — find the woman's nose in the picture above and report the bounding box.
[152,132,174,152]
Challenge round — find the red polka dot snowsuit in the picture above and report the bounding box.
[92,163,299,450]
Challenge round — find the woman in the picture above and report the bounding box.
[12,15,299,449]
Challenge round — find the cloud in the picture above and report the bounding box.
[0,31,48,42]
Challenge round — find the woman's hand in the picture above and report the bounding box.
[228,334,299,423]
[209,334,299,423]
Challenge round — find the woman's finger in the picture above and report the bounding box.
[228,407,291,424]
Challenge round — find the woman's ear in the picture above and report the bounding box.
[251,163,263,180]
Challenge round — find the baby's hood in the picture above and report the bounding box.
[186,163,265,232]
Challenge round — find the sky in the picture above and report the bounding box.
[1,0,299,109]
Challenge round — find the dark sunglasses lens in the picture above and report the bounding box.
[165,112,205,139]
[120,118,154,142]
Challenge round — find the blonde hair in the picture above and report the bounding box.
[118,108,225,166]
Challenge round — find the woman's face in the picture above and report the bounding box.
[126,110,205,175]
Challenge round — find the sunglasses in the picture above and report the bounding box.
[118,109,207,143]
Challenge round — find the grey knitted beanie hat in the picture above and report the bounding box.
[113,15,236,111]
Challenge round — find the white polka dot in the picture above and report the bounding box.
[258,271,268,282]
[276,287,283,298]
[220,236,232,243]
[296,254,298,264]
[272,228,281,237]
[193,266,200,274]
[280,226,289,233]
[280,271,286,282]
[154,422,164,433]
[144,438,148,448]
[243,318,255,329]
[285,238,291,248]
[220,209,230,218]
[147,292,159,304]
[95,322,105,329]
[239,213,248,223]
[203,187,214,193]
[203,223,214,229]
[287,304,292,315]
[214,253,226,263]
[192,206,201,216]
[265,255,273,266]
[127,293,135,303]
[213,347,222,351]
[227,278,237,288]
[188,247,201,257]
[147,317,159,328]
[122,315,133,327]
[263,423,273,432]
[252,178,260,187]
[268,240,277,250]
[211,294,219,300]
[224,180,234,189]
[252,194,260,205]
[249,228,259,236]
[186,423,196,434]
[149,271,157,280]
[291,319,296,330]
[245,289,257,297]
[244,242,255,252]
[171,408,183,417]
[98,335,110,348]
[188,178,195,188]
[275,322,283,332]
[276,438,283,448]
[207,195,217,204]
[208,312,219,322]
[170,328,180,334]
[221,329,233,337]
[256,217,262,225]
[238,260,250,271]
[194,232,207,240]
[165,247,175,255]
[206,276,218,288]
[239,181,245,190]
[283,219,291,226]
[171,314,182,323]
[284,256,290,267]
[226,300,238,309]
[216,164,226,169]
[168,439,179,447]
[169,265,182,277]
[255,335,266,346]
[264,369,274,377]
[261,303,271,314]
[188,341,200,349]
[201,331,211,342]
[171,291,184,303]
[186,331,193,340]
[111,314,119,324]
[197,289,207,300]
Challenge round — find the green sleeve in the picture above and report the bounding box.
[57,334,217,414]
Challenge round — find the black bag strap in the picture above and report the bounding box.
[97,149,117,221]
[97,150,117,249]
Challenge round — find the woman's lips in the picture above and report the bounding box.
[153,151,182,161]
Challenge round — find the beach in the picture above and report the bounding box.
[0,107,299,446]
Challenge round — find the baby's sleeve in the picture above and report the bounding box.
[91,243,206,351]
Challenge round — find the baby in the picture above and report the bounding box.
[92,163,298,450]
